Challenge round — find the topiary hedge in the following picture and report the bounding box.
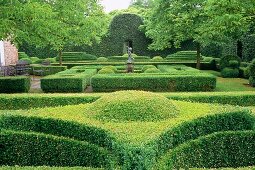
[56,52,97,62]
[41,69,97,92]
[91,74,216,92]
[31,65,67,76]
[0,115,115,149]
[1,130,112,168]
[0,94,100,110]
[160,131,255,169]
[220,55,241,70]
[221,68,239,78]
[149,110,255,157]
[0,76,30,93]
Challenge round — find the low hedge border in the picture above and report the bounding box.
[158,131,255,169]
[31,65,67,76]
[41,69,97,92]
[91,74,216,92]
[2,92,255,110]
[0,167,103,170]
[1,130,112,168]
[0,76,30,93]
[0,94,100,110]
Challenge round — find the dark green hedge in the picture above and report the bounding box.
[0,130,112,168]
[91,74,216,92]
[56,52,97,61]
[0,76,30,93]
[0,115,115,150]
[70,13,195,57]
[162,131,255,169]
[41,69,97,92]
[31,65,67,76]
[150,110,254,157]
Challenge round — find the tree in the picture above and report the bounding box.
[144,0,255,69]
[129,0,154,8]
[0,0,108,65]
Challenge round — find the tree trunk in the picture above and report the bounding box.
[58,49,63,66]
[196,42,201,69]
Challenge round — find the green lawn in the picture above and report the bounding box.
[203,70,255,92]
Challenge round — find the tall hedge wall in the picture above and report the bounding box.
[69,13,195,57]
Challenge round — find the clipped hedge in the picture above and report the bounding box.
[221,68,239,78]
[41,69,97,92]
[0,167,103,170]
[0,76,30,93]
[0,94,100,110]
[164,92,255,106]
[91,74,216,92]
[161,131,255,169]
[56,52,97,62]
[1,130,112,168]
[0,115,115,149]
[31,65,67,76]
[150,110,255,157]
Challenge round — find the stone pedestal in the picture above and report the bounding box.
[127,62,134,73]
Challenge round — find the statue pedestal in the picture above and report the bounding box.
[126,62,134,73]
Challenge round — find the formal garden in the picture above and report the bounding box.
[1,0,255,170]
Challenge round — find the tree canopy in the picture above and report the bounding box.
[144,0,255,68]
[0,0,108,65]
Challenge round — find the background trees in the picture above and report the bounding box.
[0,0,108,65]
[144,0,255,68]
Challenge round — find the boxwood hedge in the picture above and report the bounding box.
[0,76,30,93]
[41,69,97,92]
[31,65,67,76]
[0,130,112,168]
[159,131,255,169]
[91,74,216,92]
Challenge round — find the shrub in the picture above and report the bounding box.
[141,65,156,72]
[221,68,239,78]
[151,56,164,62]
[220,55,241,70]
[45,57,56,63]
[229,60,239,68]
[98,68,115,74]
[18,52,29,59]
[249,76,255,87]
[56,52,97,62]
[151,110,254,156]
[91,74,216,92]
[0,76,30,93]
[101,66,117,72]
[30,57,40,63]
[161,131,255,169]
[202,57,214,62]
[87,91,179,122]
[248,59,255,77]
[41,69,97,92]
[19,58,32,64]
[97,57,108,62]
[144,68,161,73]
[31,66,67,76]
[1,130,112,168]
[0,115,115,149]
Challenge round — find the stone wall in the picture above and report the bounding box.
[3,41,18,66]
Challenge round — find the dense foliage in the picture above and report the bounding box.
[0,77,30,93]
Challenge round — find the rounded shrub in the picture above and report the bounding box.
[151,56,164,62]
[221,68,239,78]
[98,68,115,74]
[97,57,108,62]
[220,55,241,69]
[87,91,179,122]
[45,57,56,63]
[30,57,40,63]
[123,53,138,58]
[19,58,32,64]
[144,68,161,73]
[102,66,117,72]
[229,60,239,69]
[142,65,156,72]
[18,52,29,59]
[248,59,255,77]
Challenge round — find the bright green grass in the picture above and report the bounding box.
[192,167,255,170]
[203,70,255,92]
[0,100,242,146]
[0,167,103,170]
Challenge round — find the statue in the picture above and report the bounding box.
[127,47,134,64]
[126,46,134,73]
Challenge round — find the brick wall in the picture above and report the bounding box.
[4,41,18,66]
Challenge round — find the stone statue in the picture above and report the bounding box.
[127,47,134,63]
